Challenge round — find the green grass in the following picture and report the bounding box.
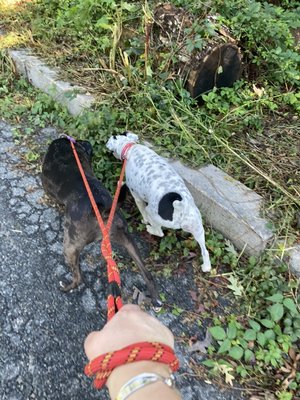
[1,0,300,397]
[1,0,299,233]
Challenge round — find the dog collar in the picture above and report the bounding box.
[121,142,135,160]
[60,133,77,144]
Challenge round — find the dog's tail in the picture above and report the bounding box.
[173,199,185,220]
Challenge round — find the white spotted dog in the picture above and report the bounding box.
[106,132,211,273]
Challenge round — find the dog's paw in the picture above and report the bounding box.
[146,225,164,237]
[201,262,212,273]
[132,286,162,312]
[152,298,163,313]
[59,279,79,292]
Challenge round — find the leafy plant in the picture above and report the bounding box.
[206,290,299,391]
[202,359,235,386]
[205,0,299,87]
[25,151,40,162]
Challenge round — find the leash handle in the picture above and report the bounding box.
[84,341,180,389]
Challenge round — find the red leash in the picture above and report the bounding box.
[85,342,179,389]
[69,138,124,319]
[67,136,179,389]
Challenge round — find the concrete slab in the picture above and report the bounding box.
[170,161,274,256]
[8,49,94,116]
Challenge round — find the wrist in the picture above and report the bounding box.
[107,361,176,399]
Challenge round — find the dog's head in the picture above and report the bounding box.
[54,137,93,162]
[106,131,139,159]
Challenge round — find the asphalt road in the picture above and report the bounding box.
[0,120,242,399]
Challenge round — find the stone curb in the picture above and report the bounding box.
[8,49,94,116]
[6,48,277,258]
[289,244,300,276]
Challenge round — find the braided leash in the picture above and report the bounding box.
[67,136,179,389]
[69,137,124,319]
[84,342,179,389]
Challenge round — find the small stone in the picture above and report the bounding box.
[45,230,57,242]
[27,213,40,224]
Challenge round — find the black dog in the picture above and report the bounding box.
[41,138,158,303]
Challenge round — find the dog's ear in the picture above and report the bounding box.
[125,132,139,142]
[78,140,93,158]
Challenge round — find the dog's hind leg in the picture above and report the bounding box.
[144,205,164,237]
[131,193,163,236]
[146,223,164,237]
[131,192,149,224]
[61,216,95,291]
[193,227,211,272]
[183,212,211,273]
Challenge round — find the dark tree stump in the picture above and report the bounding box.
[151,3,242,99]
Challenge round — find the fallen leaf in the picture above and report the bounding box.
[227,275,243,297]
[132,287,151,306]
[188,330,212,353]
[196,303,206,313]
[224,239,238,256]
[189,290,198,302]
[253,84,265,97]
[289,347,296,361]
[219,364,235,386]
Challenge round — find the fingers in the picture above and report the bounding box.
[84,331,104,360]
[84,306,142,360]
[118,304,141,314]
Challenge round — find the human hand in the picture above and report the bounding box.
[84,304,174,360]
[84,304,177,399]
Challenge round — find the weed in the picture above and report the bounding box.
[202,359,235,386]
[204,257,300,396]
[25,150,39,162]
